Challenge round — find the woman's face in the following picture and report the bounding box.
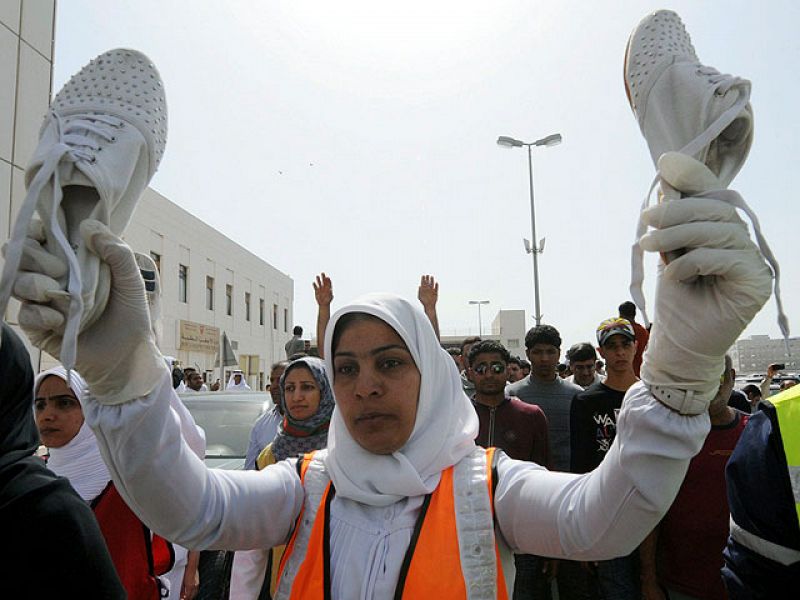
[34,376,84,448]
[283,366,321,421]
[332,317,421,455]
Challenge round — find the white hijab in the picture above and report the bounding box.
[323,294,478,507]
[35,367,111,503]
[226,372,251,390]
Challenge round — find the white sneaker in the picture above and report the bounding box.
[625,11,789,342]
[0,48,167,370]
[624,9,752,187]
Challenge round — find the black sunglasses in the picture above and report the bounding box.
[473,361,506,375]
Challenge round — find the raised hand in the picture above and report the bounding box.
[314,272,333,358]
[313,272,333,307]
[417,275,439,310]
[417,275,440,340]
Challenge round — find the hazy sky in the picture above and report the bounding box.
[54,1,798,349]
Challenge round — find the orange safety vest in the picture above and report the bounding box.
[92,482,175,600]
[277,447,509,599]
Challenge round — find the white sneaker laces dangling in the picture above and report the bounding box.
[629,62,790,349]
[0,111,124,374]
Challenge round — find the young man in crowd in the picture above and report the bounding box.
[641,356,749,600]
[284,325,305,358]
[520,359,531,378]
[507,325,582,472]
[469,340,550,466]
[506,324,586,599]
[506,356,524,383]
[183,368,207,392]
[565,342,602,389]
[571,317,641,599]
[468,339,550,600]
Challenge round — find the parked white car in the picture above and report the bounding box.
[180,390,272,470]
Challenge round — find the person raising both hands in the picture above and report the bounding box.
[314,272,441,359]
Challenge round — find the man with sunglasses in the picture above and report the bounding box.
[467,339,550,599]
[468,340,550,466]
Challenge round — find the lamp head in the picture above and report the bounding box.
[497,135,523,148]
[536,133,562,147]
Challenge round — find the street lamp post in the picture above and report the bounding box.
[468,300,490,336]
[497,133,562,326]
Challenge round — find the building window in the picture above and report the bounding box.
[245,292,251,322]
[206,276,214,310]
[259,299,265,326]
[226,284,233,316]
[273,304,278,330]
[150,252,161,273]
[284,308,288,333]
[178,264,188,303]
[507,339,520,348]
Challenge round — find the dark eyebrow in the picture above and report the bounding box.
[34,394,78,402]
[334,344,410,358]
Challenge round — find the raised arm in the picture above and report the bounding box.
[495,154,773,562]
[417,274,440,340]
[12,221,304,551]
[313,272,333,358]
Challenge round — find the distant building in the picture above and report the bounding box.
[733,334,800,374]
[439,309,528,358]
[121,188,294,390]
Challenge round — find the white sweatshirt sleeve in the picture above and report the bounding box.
[168,391,207,459]
[83,371,304,551]
[494,381,709,560]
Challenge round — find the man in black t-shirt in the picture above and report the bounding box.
[570,317,640,599]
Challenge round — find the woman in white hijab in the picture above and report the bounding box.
[36,367,207,600]
[35,367,178,599]
[80,293,709,599]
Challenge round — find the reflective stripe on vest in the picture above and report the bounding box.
[729,516,800,566]
[275,447,508,600]
[770,386,800,523]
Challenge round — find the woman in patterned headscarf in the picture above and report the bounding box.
[256,356,334,468]
[245,356,334,598]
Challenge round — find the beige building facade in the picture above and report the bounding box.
[122,188,294,390]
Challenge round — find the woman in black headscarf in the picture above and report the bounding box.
[0,323,124,598]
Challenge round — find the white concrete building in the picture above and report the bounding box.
[122,188,294,390]
[440,309,528,359]
[490,309,527,357]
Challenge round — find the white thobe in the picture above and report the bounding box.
[84,372,708,599]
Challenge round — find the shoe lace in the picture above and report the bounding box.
[0,111,123,375]
[696,65,743,97]
[629,68,790,349]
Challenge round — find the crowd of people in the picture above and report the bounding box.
[2,8,799,600]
